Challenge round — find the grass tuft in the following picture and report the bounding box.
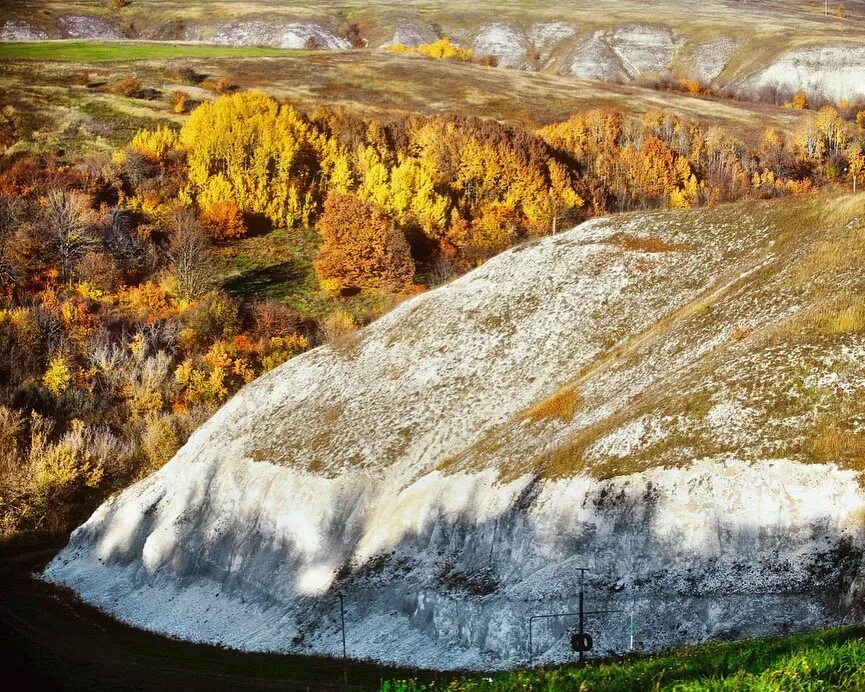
[824,302,865,335]
[809,422,865,469]
[526,388,580,424]
[610,233,691,253]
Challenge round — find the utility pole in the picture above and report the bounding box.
[528,567,622,667]
[576,567,588,665]
[337,593,347,689]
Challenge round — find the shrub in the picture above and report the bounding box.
[26,416,114,510]
[314,191,415,291]
[74,251,121,293]
[140,413,182,472]
[260,334,309,372]
[111,0,128,8]
[213,77,233,95]
[202,200,246,239]
[416,38,474,61]
[252,300,304,337]
[321,310,356,343]
[182,292,240,345]
[43,355,72,397]
[42,189,98,280]
[129,125,180,161]
[386,38,475,62]
[791,90,809,110]
[109,77,142,98]
[170,90,189,114]
[174,66,200,85]
[168,208,215,300]
[677,78,708,96]
[0,405,24,472]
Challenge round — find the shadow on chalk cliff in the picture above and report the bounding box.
[48,470,865,669]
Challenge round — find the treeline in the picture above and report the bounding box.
[0,90,861,538]
[131,91,863,285]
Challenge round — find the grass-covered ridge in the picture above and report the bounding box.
[384,627,865,691]
[0,41,309,62]
[435,192,865,484]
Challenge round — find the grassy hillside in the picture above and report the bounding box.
[4,0,865,104]
[441,193,865,483]
[4,1,865,38]
[384,626,865,691]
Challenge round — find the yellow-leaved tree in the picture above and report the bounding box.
[180,91,321,229]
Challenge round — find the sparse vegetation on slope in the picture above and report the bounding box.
[39,187,865,668]
[439,192,865,482]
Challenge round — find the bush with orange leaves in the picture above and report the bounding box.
[170,90,190,114]
[314,191,415,292]
[202,200,247,239]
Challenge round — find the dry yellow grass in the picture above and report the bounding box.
[610,233,691,253]
[825,302,865,334]
[810,423,865,469]
[526,388,580,423]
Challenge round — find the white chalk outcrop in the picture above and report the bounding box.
[567,30,629,81]
[529,22,577,62]
[203,21,352,50]
[747,44,865,101]
[472,24,529,69]
[0,20,47,41]
[45,206,865,669]
[382,23,437,48]
[62,16,122,40]
[688,37,741,83]
[610,25,680,77]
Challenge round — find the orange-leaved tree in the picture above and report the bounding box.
[314,192,415,292]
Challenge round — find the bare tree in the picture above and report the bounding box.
[41,190,97,281]
[167,208,215,300]
[0,194,26,287]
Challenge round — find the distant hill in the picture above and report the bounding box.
[3,0,865,100]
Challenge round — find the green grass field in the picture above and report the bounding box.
[384,627,865,691]
[0,41,310,62]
